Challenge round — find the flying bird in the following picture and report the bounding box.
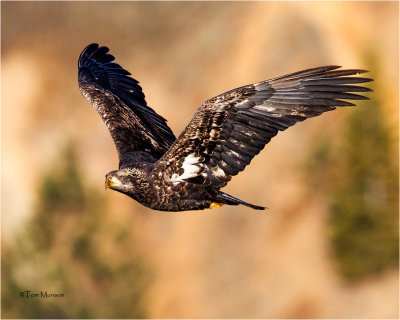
[78,43,372,212]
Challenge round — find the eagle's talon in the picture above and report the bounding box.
[210,202,224,208]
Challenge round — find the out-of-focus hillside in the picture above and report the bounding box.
[2,2,398,319]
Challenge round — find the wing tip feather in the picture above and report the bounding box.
[78,43,115,67]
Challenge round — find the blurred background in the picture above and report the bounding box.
[1,1,398,319]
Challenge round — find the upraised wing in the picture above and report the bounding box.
[78,43,176,162]
[154,66,372,188]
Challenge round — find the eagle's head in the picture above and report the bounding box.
[105,169,135,194]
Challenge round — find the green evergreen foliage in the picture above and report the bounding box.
[305,62,399,281]
[2,143,148,318]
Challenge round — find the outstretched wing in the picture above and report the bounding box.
[78,43,176,161]
[154,66,372,188]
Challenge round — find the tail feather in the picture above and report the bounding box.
[217,192,266,210]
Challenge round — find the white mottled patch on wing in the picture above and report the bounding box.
[235,99,250,109]
[170,153,201,183]
[254,105,275,112]
[290,110,306,117]
[209,128,218,139]
[211,166,226,178]
[227,150,239,158]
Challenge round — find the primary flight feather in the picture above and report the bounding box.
[78,43,372,212]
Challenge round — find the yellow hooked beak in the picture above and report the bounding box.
[105,176,121,190]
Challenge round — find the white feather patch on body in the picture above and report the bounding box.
[170,153,201,184]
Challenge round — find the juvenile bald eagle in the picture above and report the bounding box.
[78,43,372,212]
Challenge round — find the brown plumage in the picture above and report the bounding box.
[78,43,373,212]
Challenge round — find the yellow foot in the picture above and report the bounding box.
[210,202,224,208]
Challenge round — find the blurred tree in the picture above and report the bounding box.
[305,57,399,281]
[2,143,148,318]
